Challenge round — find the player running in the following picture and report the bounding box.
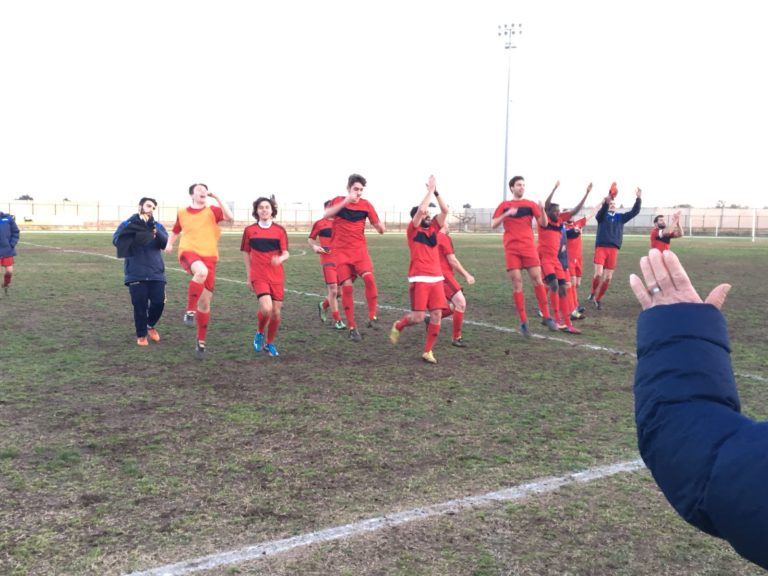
[242,197,290,358]
[165,183,234,359]
[389,175,449,364]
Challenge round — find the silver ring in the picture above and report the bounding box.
[649,286,661,295]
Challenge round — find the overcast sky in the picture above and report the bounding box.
[2,0,766,213]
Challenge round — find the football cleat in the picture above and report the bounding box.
[147,327,160,342]
[253,332,264,352]
[195,340,206,360]
[542,317,558,331]
[563,326,582,335]
[451,337,467,348]
[136,336,149,347]
[183,311,196,327]
[421,350,437,364]
[264,343,279,357]
[348,328,362,342]
[334,320,347,330]
[520,322,531,338]
[367,317,380,330]
[318,301,327,323]
[389,322,401,345]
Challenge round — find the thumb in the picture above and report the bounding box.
[704,284,731,310]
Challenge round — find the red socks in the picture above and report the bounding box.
[425,322,440,353]
[266,315,281,344]
[196,311,210,342]
[597,278,611,301]
[452,310,464,340]
[513,291,527,323]
[362,273,378,320]
[534,284,550,319]
[2,272,10,287]
[341,284,356,328]
[187,281,204,312]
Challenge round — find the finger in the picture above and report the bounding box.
[704,284,731,310]
[661,250,694,293]
[648,249,674,293]
[638,255,657,291]
[629,273,652,310]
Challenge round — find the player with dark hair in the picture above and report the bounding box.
[651,211,683,251]
[165,183,234,359]
[113,197,168,346]
[0,210,20,296]
[565,201,602,320]
[325,173,386,342]
[308,200,345,330]
[389,175,448,364]
[588,184,642,309]
[437,222,475,347]
[539,181,592,334]
[491,176,554,336]
[242,196,289,357]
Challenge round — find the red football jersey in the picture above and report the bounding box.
[328,196,380,249]
[437,231,456,278]
[406,220,443,278]
[241,222,289,284]
[566,216,587,262]
[650,228,672,251]
[308,217,335,264]
[493,199,541,255]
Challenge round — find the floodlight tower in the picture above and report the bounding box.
[498,23,522,201]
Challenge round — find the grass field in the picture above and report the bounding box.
[1,232,767,575]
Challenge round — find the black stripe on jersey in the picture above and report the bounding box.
[414,230,438,247]
[657,235,671,245]
[318,227,333,238]
[249,237,282,252]
[509,206,533,218]
[338,207,369,222]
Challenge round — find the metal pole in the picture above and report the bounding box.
[498,23,522,202]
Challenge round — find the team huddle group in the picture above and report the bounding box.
[105,173,681,362]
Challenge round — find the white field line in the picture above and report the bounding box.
[124,459,646,576]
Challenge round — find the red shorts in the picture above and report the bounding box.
[593,246,619,270]
[570,256,583,277]
[321,263,338,285]
[179,252,217,292]
[442,273,462,302]
[335,249,374,284]
[409,281,447,312]
[504,251,540,271]
[540,256,567,281]
[0,256,13,267]
[251,279,284,301]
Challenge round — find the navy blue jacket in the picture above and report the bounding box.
[594,197,641,249]
[635,303,768,570]
[112,215,168,284]
[0,212,20,257]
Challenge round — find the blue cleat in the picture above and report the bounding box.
[264,343,279,357]
[253,332,264,352]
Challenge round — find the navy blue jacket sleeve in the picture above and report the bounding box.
[621,197,641,223]
[595,201,608,223]
[635,303,768,570]
[10,217,19,248]
[152,222,169,250]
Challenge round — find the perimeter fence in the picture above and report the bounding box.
[3,201,767,237]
